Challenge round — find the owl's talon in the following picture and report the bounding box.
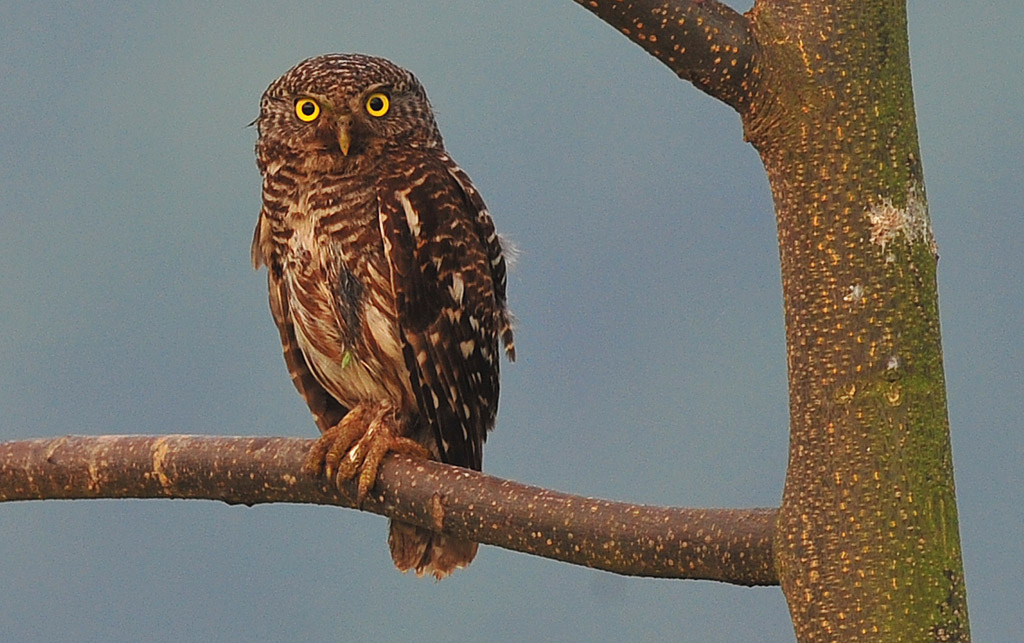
[307,401,429,506]
[303,404,370,482]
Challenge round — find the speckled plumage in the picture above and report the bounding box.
[252,54,514,578]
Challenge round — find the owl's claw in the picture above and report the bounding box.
[303,405,370,480]
[305,401,431,505]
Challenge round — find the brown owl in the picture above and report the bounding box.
[252,54,514,579]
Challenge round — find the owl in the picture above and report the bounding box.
[252,54,514,579]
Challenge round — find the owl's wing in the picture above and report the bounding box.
[441,157,516,360]
[377,152,513,470]
[253,212,349,434]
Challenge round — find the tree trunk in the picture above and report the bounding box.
[744,2,968,639]
[573,0,969,639]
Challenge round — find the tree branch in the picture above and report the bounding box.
[571,0,759,111]
[0,434,777,586]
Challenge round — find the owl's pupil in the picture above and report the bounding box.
[301,102,316,116]
[369,97,384,111]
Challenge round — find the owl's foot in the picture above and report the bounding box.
[304,401,431,505]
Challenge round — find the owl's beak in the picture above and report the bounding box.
[336,116,352,156]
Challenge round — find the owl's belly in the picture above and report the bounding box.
[284,258,414,411]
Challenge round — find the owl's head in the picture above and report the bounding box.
[255,54,442,172]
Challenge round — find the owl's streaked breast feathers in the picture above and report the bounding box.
[252,53,513,577]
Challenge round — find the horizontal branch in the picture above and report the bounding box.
[0,435,778,585]
[572,0,759,111]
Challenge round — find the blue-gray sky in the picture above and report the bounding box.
[1,2,1020,641]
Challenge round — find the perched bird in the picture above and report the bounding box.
[252,54,514,579]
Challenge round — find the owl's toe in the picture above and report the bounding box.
[307,401,430,505]
[303,404,372,479]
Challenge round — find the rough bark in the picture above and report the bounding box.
[575,0,968,639]
[0,435,777,585]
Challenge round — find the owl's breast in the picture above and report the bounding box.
[273,175,413,409]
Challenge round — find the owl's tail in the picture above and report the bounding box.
[388,519,478,580]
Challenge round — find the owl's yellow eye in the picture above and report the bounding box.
[295,98,320,122]
[365,92,390,117]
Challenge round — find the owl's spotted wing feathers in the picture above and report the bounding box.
[378,151,510,469]
[441,156,515,362]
